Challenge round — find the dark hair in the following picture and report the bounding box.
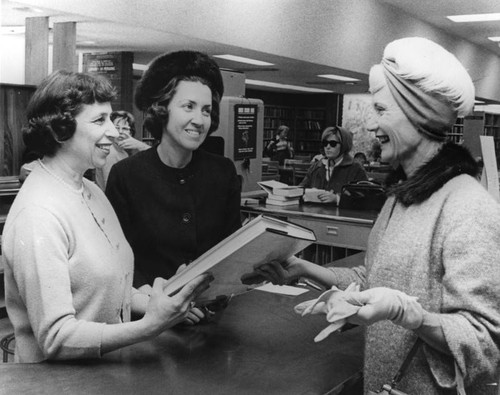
[142,75,221,140]
[111,110,136,137]
[353,152,368,163]
[23,70,116,157]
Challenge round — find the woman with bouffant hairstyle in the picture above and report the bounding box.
[106,51,241,309]
[3,70,212,362]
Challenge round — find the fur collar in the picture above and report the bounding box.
[385,142,480,207]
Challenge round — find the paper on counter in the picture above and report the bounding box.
[255,283,309,296]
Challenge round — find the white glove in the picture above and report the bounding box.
[344,287,424,329]
[295,283,362,342]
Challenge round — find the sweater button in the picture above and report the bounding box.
[179,178,186,184]
[182,213,192,223]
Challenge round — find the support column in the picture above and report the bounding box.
[53,22,77,72]
[25,16,49,85]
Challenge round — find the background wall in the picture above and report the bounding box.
[342,93,376,158]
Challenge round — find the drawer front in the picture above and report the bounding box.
[290,218,372,250]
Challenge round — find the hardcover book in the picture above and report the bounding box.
[164,215,316,299]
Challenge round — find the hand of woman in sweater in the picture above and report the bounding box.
[143,274,213,334]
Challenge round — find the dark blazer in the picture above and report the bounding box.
[106,147,242,286]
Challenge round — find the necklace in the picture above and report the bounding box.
[37,159,84,194]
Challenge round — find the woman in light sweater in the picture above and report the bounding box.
[3,70,212,363]
[250,37,500,394]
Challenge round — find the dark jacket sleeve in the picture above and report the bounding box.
[224,158,243,234]
[105,164,133,244]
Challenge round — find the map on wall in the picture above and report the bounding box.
[342,94,378,161]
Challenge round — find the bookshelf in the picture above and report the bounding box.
[463,111,500,167]
[263,105,326,156]
[263,105,294,149]
[294,107,326,155]
[246,89,341,158]
[447,117,464,144]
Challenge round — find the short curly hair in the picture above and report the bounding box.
[23,70,116,157]
[111,110,136,137]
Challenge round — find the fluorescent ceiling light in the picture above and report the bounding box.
[488,36,500,42]
[213,54,274,66]
[317,74,360,82]
[246,79,332,93]
[447,13,500,22]
[475,100,485,104]
[133,63,148,71]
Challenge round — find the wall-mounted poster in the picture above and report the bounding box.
[234,104,258,160]
[82,52,133,113]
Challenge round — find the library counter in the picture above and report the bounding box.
[0,284,364,395]
[241,201,379,251]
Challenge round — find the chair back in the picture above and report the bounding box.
[293,155,311,162]
[291,162,311,185]
[284,158,307,168]
[261,160,280,181]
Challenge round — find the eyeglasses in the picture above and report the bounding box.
[322,140,340,148]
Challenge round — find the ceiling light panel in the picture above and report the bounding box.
[447,13,500,22]
[246,79,332,93]
[317,74,361,82]
[213,54,274,66]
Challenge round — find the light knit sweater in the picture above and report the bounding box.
[3,162,134,362]
[331,174,500,394]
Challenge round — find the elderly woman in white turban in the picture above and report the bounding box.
[249,37,500,394]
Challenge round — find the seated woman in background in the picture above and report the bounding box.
[106,51,241,294]
[298,126,367,204]
[95,110,149,190]
[264,125,294,165]
[353,151,368,167]
[3,70,212,362]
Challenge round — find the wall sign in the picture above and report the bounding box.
[233,104,258,160]
[82,52,133,113]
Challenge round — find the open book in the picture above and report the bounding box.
[303,188,328,203]
[164,215,316,299]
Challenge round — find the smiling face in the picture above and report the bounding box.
[163,80,212,155]
[64,101,119,171]
[367,65,423,166]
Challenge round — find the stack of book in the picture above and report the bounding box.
[257,180,304,206]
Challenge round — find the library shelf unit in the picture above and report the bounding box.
[263,105,295,149]
[447,117,464,144]
[463,112,500,167]
[294,107,326,155]
[262,105,327,157]
[247,89,342,159]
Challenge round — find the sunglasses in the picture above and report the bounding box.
[322,140,340,148]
